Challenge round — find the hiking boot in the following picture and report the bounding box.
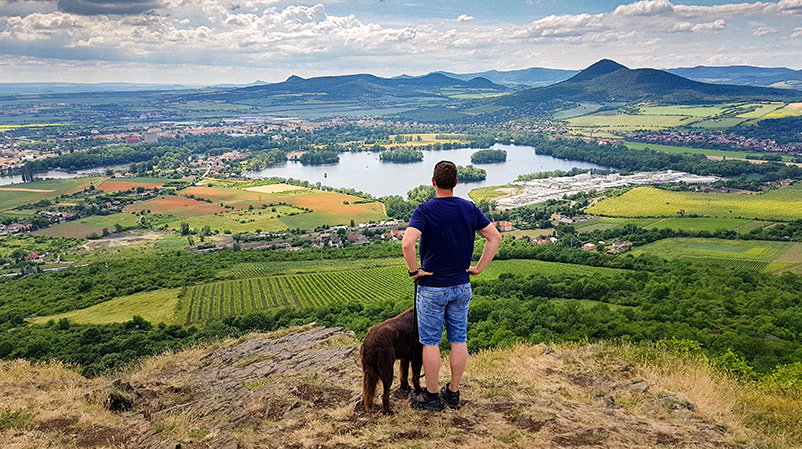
[440,383,462,409]
[410,389,443,412]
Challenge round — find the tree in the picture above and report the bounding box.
[350,219,356,227]
[407,185,435,203]
[10,249,26,264]
[21,163,34,183]
[180,222,190,236]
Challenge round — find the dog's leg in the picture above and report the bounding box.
[380,354,395,414]
[398,359,411,391]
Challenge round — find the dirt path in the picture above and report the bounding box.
[0,187,56,192]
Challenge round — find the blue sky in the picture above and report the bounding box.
[0,0,800,84]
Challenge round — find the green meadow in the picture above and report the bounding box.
[624,142,795,162]
[568,102,789,132]
[631,238,802,274]
[32,288,182,325]
[574,217,767,233]
[0,177,103,211]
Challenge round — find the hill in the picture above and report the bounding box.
[2,325,798,448]
[495,59,802,108]
[183,72,508,102]
[432,67,578,87]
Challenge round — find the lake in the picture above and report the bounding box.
[246,144,610,198]
[0,164,130,186]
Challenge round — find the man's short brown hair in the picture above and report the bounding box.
[433,160,457,189]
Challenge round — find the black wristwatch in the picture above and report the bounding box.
[408,269,419,277]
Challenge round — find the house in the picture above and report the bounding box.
[492,221,514,232]
[27,251,41,261]
[612,240,630,252]
[582,243,597,251]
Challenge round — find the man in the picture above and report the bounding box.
[401,160,502,412]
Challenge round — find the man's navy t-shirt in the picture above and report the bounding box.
[407,196,492,287]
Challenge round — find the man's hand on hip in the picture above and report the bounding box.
[466,266,483,276]
[412,270,433,281]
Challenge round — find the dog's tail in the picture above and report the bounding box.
[362,366,378,411]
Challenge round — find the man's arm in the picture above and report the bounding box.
[467,223,502,276]
[401,226,431,281]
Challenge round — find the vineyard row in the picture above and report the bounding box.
[185,266,412,324]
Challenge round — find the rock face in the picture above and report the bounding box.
[130,326,362,448]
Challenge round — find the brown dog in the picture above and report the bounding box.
[359,307,423,414]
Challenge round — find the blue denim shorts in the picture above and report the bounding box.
[415,282,472,346]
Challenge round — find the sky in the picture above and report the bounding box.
[0,0,800,85]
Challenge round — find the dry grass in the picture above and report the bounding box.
[0,359,138,448]
[2,333,799,448]
[127,342,224,384]
[606,342,802,448]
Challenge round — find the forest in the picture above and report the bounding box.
[470,149,508,164]
[2,231,801,378]
[379,148,424,163]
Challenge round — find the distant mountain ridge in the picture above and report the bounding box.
[495,59,802,107]
[182,72,507,102]
[430,67,578,87]
[437,63,802,89]
[666,65,802,89]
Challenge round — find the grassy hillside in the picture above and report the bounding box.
[0,177,103,211]
[1,327,798,448]
[31,288,182,325]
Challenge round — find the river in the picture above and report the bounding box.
[245,144,610,198]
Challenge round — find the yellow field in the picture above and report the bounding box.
[587,185,802,221]
[383,133,469,147]
[567,114,690,130]
[764,103,802,118]
[504,229,555,239]
[245,183,306,194]
[0,124,66,132]
[31,288,182,325]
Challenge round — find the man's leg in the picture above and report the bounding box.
[422,344,441,393]
[449,342,468,392]
[411,285,446,411]
[443,283,471,394]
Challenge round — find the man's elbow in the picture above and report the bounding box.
[401,239,415,252]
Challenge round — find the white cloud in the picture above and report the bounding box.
[0,0,800,82]
[671,19,725,33]
[753,26,777,36]
[613,0,674,16]
[691,19,726,32]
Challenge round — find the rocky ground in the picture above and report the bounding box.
[1,325,787,448]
